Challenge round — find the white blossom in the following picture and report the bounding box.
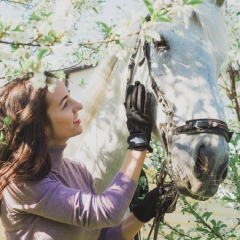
[116,50,128,61]
[30,72,47,89]
[50,44,69,61]
[47,82,57,93]
[37,21,51,36]
[219,226,229,236]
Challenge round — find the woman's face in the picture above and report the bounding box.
[46,80,83,145]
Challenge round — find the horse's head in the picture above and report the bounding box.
[141,0,230,200]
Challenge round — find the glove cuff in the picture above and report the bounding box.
[127,132,149,151]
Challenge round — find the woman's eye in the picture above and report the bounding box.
[63,102,68,109]
[152,37,169,51]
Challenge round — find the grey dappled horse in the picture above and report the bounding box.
[74,0,231,201]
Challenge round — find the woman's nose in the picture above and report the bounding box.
[73,100,83,112]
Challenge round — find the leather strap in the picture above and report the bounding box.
[174,119,233,142]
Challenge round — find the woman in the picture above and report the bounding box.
[0,72,177,240]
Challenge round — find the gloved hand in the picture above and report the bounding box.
[132,183,179,223]
[124,81,153,152]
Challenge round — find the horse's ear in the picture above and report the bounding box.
[208,0,225,7]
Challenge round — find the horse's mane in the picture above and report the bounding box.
[79,1,229,133]
[79,49,118,134]
[193,1,229,68]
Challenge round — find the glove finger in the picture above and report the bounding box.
[131,81,140,111]
[148,187,160,198]
[143,92,152,116]
[125,85,134,111]
[136,82,145,113]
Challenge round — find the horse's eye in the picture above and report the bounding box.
[152,38,169,51]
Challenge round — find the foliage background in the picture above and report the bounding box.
[0,0,239,239]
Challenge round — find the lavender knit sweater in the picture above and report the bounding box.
[0,145,137,240]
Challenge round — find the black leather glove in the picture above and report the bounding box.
[132,183,179,223]
[124,81,153,152]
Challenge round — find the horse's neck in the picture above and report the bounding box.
[75,54,132,193]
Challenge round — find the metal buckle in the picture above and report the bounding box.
[195,120,209,129]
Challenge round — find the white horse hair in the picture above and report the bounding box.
[73,0,230,201]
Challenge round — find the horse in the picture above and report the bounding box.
[72,0,232,201]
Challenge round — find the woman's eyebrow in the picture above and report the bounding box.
[59,95,68,106]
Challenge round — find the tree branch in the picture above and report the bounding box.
[163,222,192,239]
[181,197,225,240]
[228,65,240,124]
[0,29,141,48]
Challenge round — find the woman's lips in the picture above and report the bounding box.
[73,119,81,125]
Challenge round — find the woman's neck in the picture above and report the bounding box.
[48,144,67,169]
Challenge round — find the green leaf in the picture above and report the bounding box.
[38,48,48,61]
[143,0,153,15]
[228,234,237,238]
[10,44,19,51]
[96,21,109,32]
[156,16,171,22]
[0,131,4,140]
[210,219,217,226]
[116,40,124,49]
[195,227,210,233]
[144,35,152,43]
[234,133,240,144]
[0,22,4,31]
[92,7,98,13]
[12,25,24,32]
[0,131,5,144]
[143,164,148,170]
[226,105,233,109]
[140,16,147,24]
[234,74,240,82]
[3,116,11,127]
[184,0,203,5]
[202,211,213,221]
[29,13,41,21]
[158,9,169,16]
[22,61,34,72]
[221,196,235,202]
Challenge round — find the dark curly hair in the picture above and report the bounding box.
[0,72,55,197]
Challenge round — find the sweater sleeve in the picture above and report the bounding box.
[4,172,136,230]
[98,223,125,240]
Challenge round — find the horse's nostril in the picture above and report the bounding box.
[195,145,229,182]
[194,146,209,178]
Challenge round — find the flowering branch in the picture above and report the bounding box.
[0,29,143,47]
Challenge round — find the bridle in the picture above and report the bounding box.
[127,17,233,240]
[126,21,233,154]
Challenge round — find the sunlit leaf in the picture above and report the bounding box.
[145,29,161,41]
[143,0,153,15]
[38,48,48,61]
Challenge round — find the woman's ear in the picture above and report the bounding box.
[44,124,52,142]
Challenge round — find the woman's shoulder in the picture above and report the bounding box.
[62,156,87,172]
[62,157,95,189]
